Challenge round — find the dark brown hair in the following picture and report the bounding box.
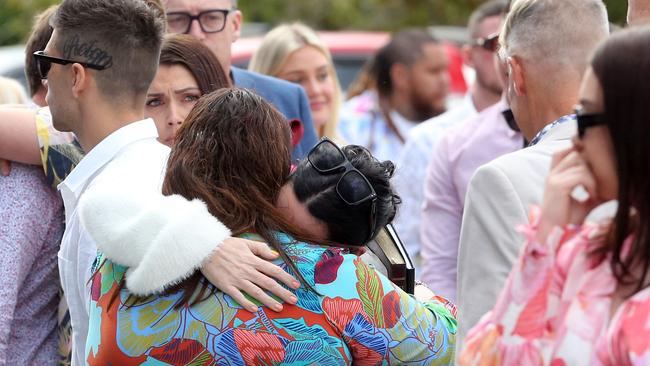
[160,88,315,306]
[24,5,57,97]
[51,0,165,100]
[591,25,650,293]
[159,34,231,95]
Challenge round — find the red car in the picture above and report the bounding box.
[232,30,468,96]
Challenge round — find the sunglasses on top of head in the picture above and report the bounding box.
[307,138,379,244]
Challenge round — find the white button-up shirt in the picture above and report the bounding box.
[57,119,169,366]
[392,94,477,268]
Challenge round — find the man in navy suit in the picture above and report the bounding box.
[163,0,318,159]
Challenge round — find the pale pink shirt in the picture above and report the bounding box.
[419,100,522,301]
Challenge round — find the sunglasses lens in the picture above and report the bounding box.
[338,170,374,205]
[309,141,346,171]
[485,37,499,52]
[37,58,51,79]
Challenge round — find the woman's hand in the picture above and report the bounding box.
[537,147,601,243]
[200,238,300,313]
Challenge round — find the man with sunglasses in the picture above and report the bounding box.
[393,0,506,273]
[418,0,527,304]
[455,0,610,349]
[35,2,169,365]
[162,0,317,160]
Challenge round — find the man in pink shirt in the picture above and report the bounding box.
[419,6,523,301]
[419,97,522,301]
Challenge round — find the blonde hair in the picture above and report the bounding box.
[249,23,342,139]
[0,77,28,105]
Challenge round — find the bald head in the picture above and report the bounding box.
[500,0,608,76]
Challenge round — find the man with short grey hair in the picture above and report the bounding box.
[456,0,609,346]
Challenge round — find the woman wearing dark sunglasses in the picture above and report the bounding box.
[461,26,650,365]
[79,88,456,365]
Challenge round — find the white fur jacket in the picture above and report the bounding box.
[78,186,231,296]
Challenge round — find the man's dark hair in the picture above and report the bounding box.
[51,0,165,100]
[371,28,439,97]
[468,0,509,39]
[24,5,57,97]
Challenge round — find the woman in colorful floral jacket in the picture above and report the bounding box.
[80,88,457,365]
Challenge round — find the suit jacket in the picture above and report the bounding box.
[232,67,318,160]
[455,118,577,346]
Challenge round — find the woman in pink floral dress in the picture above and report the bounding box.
[460,26,650,365]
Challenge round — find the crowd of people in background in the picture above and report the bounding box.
[1,0,650,365]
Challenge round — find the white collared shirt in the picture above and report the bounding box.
[392,94,477,265]
[57,119,170,366]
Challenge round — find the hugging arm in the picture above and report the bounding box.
[79,185,299,312]
[0,107,41,171]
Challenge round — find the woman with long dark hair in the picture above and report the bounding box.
[461,26,650,365]
[146,34,230,145]
[80,88,457,365]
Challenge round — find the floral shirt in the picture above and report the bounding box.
[33,106,83,365]
[34,107,83,189]
[86,233,457,365]
[460,209,650,365]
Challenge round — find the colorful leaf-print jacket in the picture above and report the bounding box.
[86,233,457,365]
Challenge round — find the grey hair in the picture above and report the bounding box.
[500,0,608,74]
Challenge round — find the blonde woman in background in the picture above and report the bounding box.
[0,76,28,104]
[249,23,344,142]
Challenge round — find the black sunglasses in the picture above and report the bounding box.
[473,33,500,52]
[575,106,606,138]
[166,9,233,34]
[33,51,109,80]
[307,138,379,243]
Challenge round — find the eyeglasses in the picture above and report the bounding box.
[575,106,606,138]
[166,9,233,34]
[33,51,109,80]
[473,33,500,52]
[307,138,379,244]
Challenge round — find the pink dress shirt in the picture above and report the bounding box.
[419,100,522,301]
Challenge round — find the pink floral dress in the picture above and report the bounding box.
[460,210,650,365]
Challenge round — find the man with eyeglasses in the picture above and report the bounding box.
[162,0,318,160]
[392,0,506,274]
[455,0,611,349]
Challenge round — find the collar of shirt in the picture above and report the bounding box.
[389,109,418,138]
[58,118,158,206]
[492,100,519,139]
[528,114,576,147]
